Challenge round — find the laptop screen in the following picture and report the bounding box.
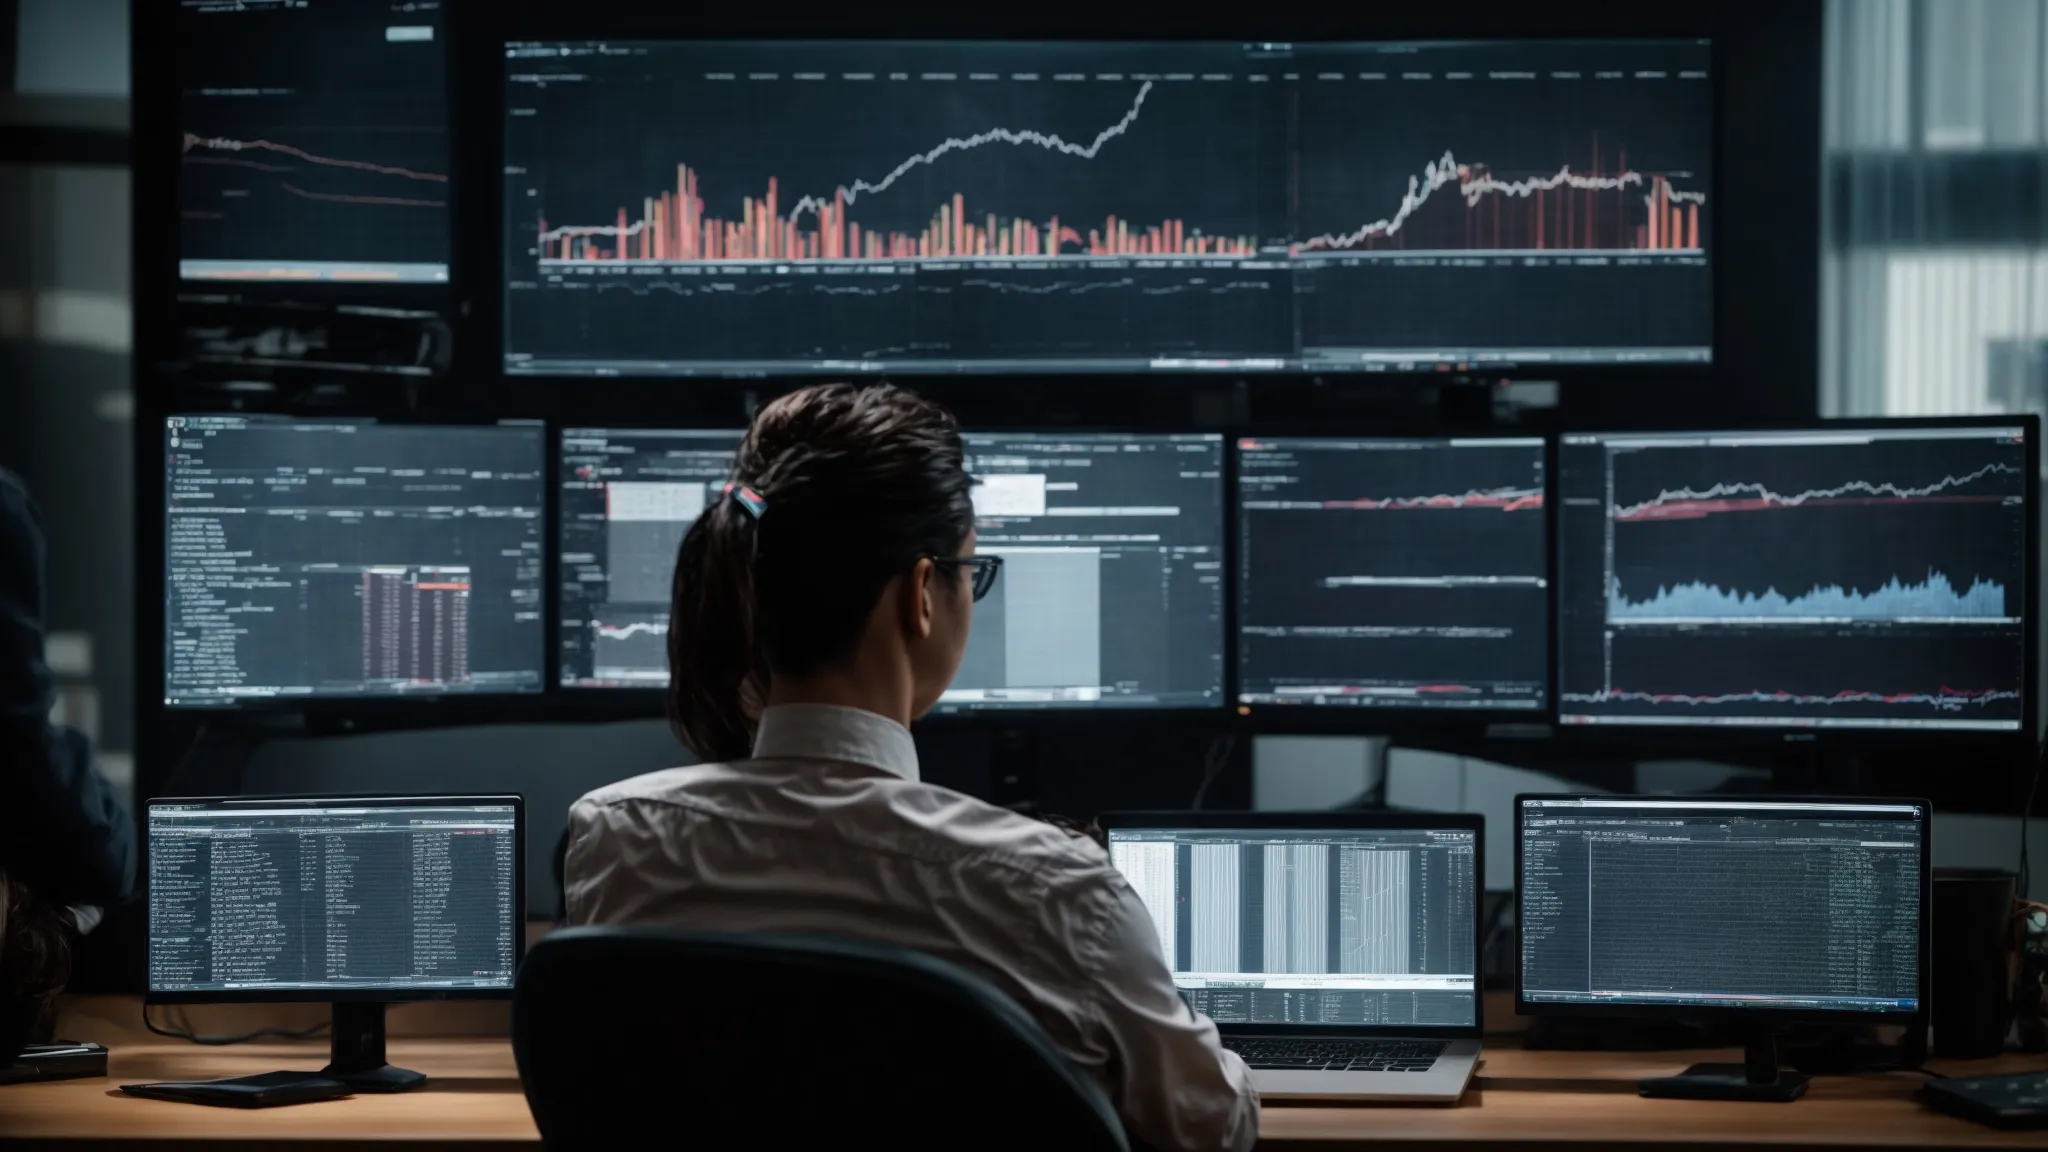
[1108,825,1479,1028]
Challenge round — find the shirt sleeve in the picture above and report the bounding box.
[0,471,136,907]
[1077,872,1260,1152]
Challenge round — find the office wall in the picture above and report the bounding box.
[2,0,135,794]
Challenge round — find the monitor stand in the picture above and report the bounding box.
[318,1002,425,1093]
[1638,1033,1809,1102]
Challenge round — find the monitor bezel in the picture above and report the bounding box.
[1230,427,1554,731]
[1549,413,2041,748]
[1098,808,1486,1038]
[144,792,528,1005]
[159,414,554,713]
[1511,792,1933,1026]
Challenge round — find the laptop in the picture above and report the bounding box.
[1101,811,1484,1103]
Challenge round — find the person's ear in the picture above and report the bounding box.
[902,558,937,641]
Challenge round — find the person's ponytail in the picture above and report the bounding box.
[666,492,764,763]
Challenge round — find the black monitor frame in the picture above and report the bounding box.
[1550,414,2041,752]
[1512,792,1932,1028]
[1098,808,1486,1040]
[144,792,527,1007]
[1231,425,1554,732]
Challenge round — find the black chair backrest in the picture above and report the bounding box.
[512,925,1131,1152]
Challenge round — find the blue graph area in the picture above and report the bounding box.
[1611,569,2009,621]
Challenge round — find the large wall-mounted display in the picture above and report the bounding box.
[502,39,1710,376]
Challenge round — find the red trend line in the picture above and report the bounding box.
[280,182,444,208]
[1323,488,1543,511]
[1613,462,2020,521]
[181,132,447,183]
[1296,144,1704,253]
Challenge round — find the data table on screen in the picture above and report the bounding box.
[1557,425,2031,731]
[149,802,519,994]
[1519,799,1923,1013]
[162,417,545,706]
[1110,827,1478,1027]
[176,0,451,284]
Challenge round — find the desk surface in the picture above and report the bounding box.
[3,1035,2045,1150]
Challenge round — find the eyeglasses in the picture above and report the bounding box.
[931,555,1003,602]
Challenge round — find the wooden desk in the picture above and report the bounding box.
[5,1003,2045,1149]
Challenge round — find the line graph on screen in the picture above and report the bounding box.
[534,82,1259,263]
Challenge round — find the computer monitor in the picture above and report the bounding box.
[147,794,525,1090]
[1516,795,1930,1100]
[1102,813,1482,1029]
[1236,435,1548,715]
[558,428,744,687]
[162,416,547,707]
[940,431,1226,711]
[175,0,450,284]
[1556,420,2037,734]
[501,39,1708,377]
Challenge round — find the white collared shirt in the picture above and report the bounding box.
[564,703,1258,1152]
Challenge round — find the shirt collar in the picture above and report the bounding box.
[751,703,921,782]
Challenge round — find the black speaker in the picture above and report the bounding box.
[1932,868,2017,1059]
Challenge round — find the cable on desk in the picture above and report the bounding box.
[142,1003,330,1046]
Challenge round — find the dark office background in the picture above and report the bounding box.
[3,0,2044,913]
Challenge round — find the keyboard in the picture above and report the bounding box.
[1224,1038,1446,1071]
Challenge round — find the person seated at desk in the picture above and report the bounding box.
[0,469,136,1063]
[564,383,1258,1152]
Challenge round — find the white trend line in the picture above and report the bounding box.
[1296,149,1705,252]
[1614,462,2020,520]
[540,82,1155,242]
[595,621,668,640]
[781,81,1155,219]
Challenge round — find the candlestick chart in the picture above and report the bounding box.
[1556,427,2032,731]
[177,0,450,283]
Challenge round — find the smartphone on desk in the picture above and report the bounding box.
[120,1071,353,1108]
[0,1043,109,1085]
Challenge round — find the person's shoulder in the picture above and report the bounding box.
[570,762,735,812]
[872,780,1112,873]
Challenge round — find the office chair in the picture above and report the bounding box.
[512,925,1131,1152]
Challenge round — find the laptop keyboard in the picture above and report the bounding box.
[1224,1038,1447,1072]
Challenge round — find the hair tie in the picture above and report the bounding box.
[722,481,768,520]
